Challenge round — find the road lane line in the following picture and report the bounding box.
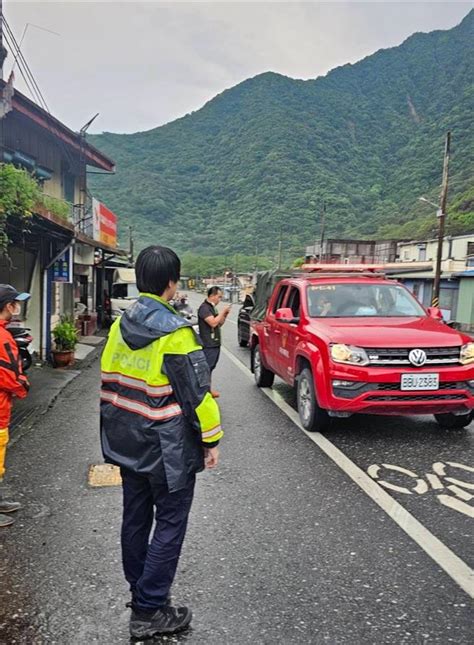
[221,345,474,599]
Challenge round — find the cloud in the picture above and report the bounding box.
[3,1,471,133]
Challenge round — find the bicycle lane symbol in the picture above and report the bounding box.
[367,462,474,518]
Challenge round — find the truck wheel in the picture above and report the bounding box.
[297,368,331,432]
[434,411,473,429]
[253,345,274,387]
[238,324,248,347]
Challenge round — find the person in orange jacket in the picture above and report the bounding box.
[0,285,30,528]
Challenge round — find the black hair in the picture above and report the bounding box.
[135,246,181,296]
[207,286,222,298]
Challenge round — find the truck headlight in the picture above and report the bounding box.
[460,343,474,365]
[330,344,369,366]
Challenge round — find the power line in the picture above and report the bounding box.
[3,17,51,114]
[2,15,75,168]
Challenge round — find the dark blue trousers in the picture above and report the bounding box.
[120,467,196,612]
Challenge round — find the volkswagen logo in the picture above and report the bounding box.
[408,349,427,367]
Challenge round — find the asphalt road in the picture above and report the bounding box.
[0,295,472,644]
[200,294,474,568]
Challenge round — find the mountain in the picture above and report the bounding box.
[89,10,474,257]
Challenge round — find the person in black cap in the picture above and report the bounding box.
[0,285,30,528]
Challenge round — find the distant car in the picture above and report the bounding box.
[237,294,255,347]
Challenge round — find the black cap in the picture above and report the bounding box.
[0,284,31,307]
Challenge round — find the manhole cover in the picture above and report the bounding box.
[88,464,122,487]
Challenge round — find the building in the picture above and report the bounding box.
[305,239,398,264]
[397,234,474,264]
[303,233,474,326]
[390,234,474,324]
[0,75,125,359]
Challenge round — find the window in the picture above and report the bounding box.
[112,283,139,299]
[287,287,301,318]
[272,285,288,313]
[418,246,426,261]
[242,294,255,309]
[439,287,456,313]
[62,169,75,203]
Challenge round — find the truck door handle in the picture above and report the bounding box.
[274,329,281,334]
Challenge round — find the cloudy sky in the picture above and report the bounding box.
[3,1,472,133]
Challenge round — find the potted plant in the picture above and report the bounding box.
[51,316,78,367]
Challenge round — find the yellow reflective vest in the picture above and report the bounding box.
[100,293,223,491]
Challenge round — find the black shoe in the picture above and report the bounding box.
[0,500,21,514]
[0,513,15,527]
[129,605,192,639]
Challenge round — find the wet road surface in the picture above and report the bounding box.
[0,295,472,643]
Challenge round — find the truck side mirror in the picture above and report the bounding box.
[275,308,299,323]
[427,306,443,320]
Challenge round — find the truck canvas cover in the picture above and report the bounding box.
[250,270,291,321]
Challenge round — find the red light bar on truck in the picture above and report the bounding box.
[301,263,385,273]
[301,262,433,273]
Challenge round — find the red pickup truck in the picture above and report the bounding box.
[251,267,474,431]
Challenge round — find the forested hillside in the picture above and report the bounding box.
[89,10,473,257]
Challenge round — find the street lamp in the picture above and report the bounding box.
[419,196,441,213]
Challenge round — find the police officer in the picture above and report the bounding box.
[100,246,223,639]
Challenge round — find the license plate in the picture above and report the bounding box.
[401,373,439,391]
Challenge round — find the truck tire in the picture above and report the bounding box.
[253,345,274,387]
[238,324,248,347]
[434,411,473,429]
[297,367,331,432]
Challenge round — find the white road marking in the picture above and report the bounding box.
[221,344,474,599]
[447,485,473,501]
[438,495,474,518]
[426,474,444,490]
[369,461,474,517]
[372,464,429,495]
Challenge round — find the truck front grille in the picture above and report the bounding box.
[377,381,465,391]
[366,394,467,402]
[365,347,461,366]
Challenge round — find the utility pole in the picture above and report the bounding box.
[277,225,283,270]
[432,132,451,307]
[128,226,134,265]
[254,242,259,272]
[319,201,326,263]
[0,0,7,81]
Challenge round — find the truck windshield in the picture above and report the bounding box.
[307,283,426,318]
[112,283,139,299]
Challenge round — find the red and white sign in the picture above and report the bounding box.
[92,199,117,248]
